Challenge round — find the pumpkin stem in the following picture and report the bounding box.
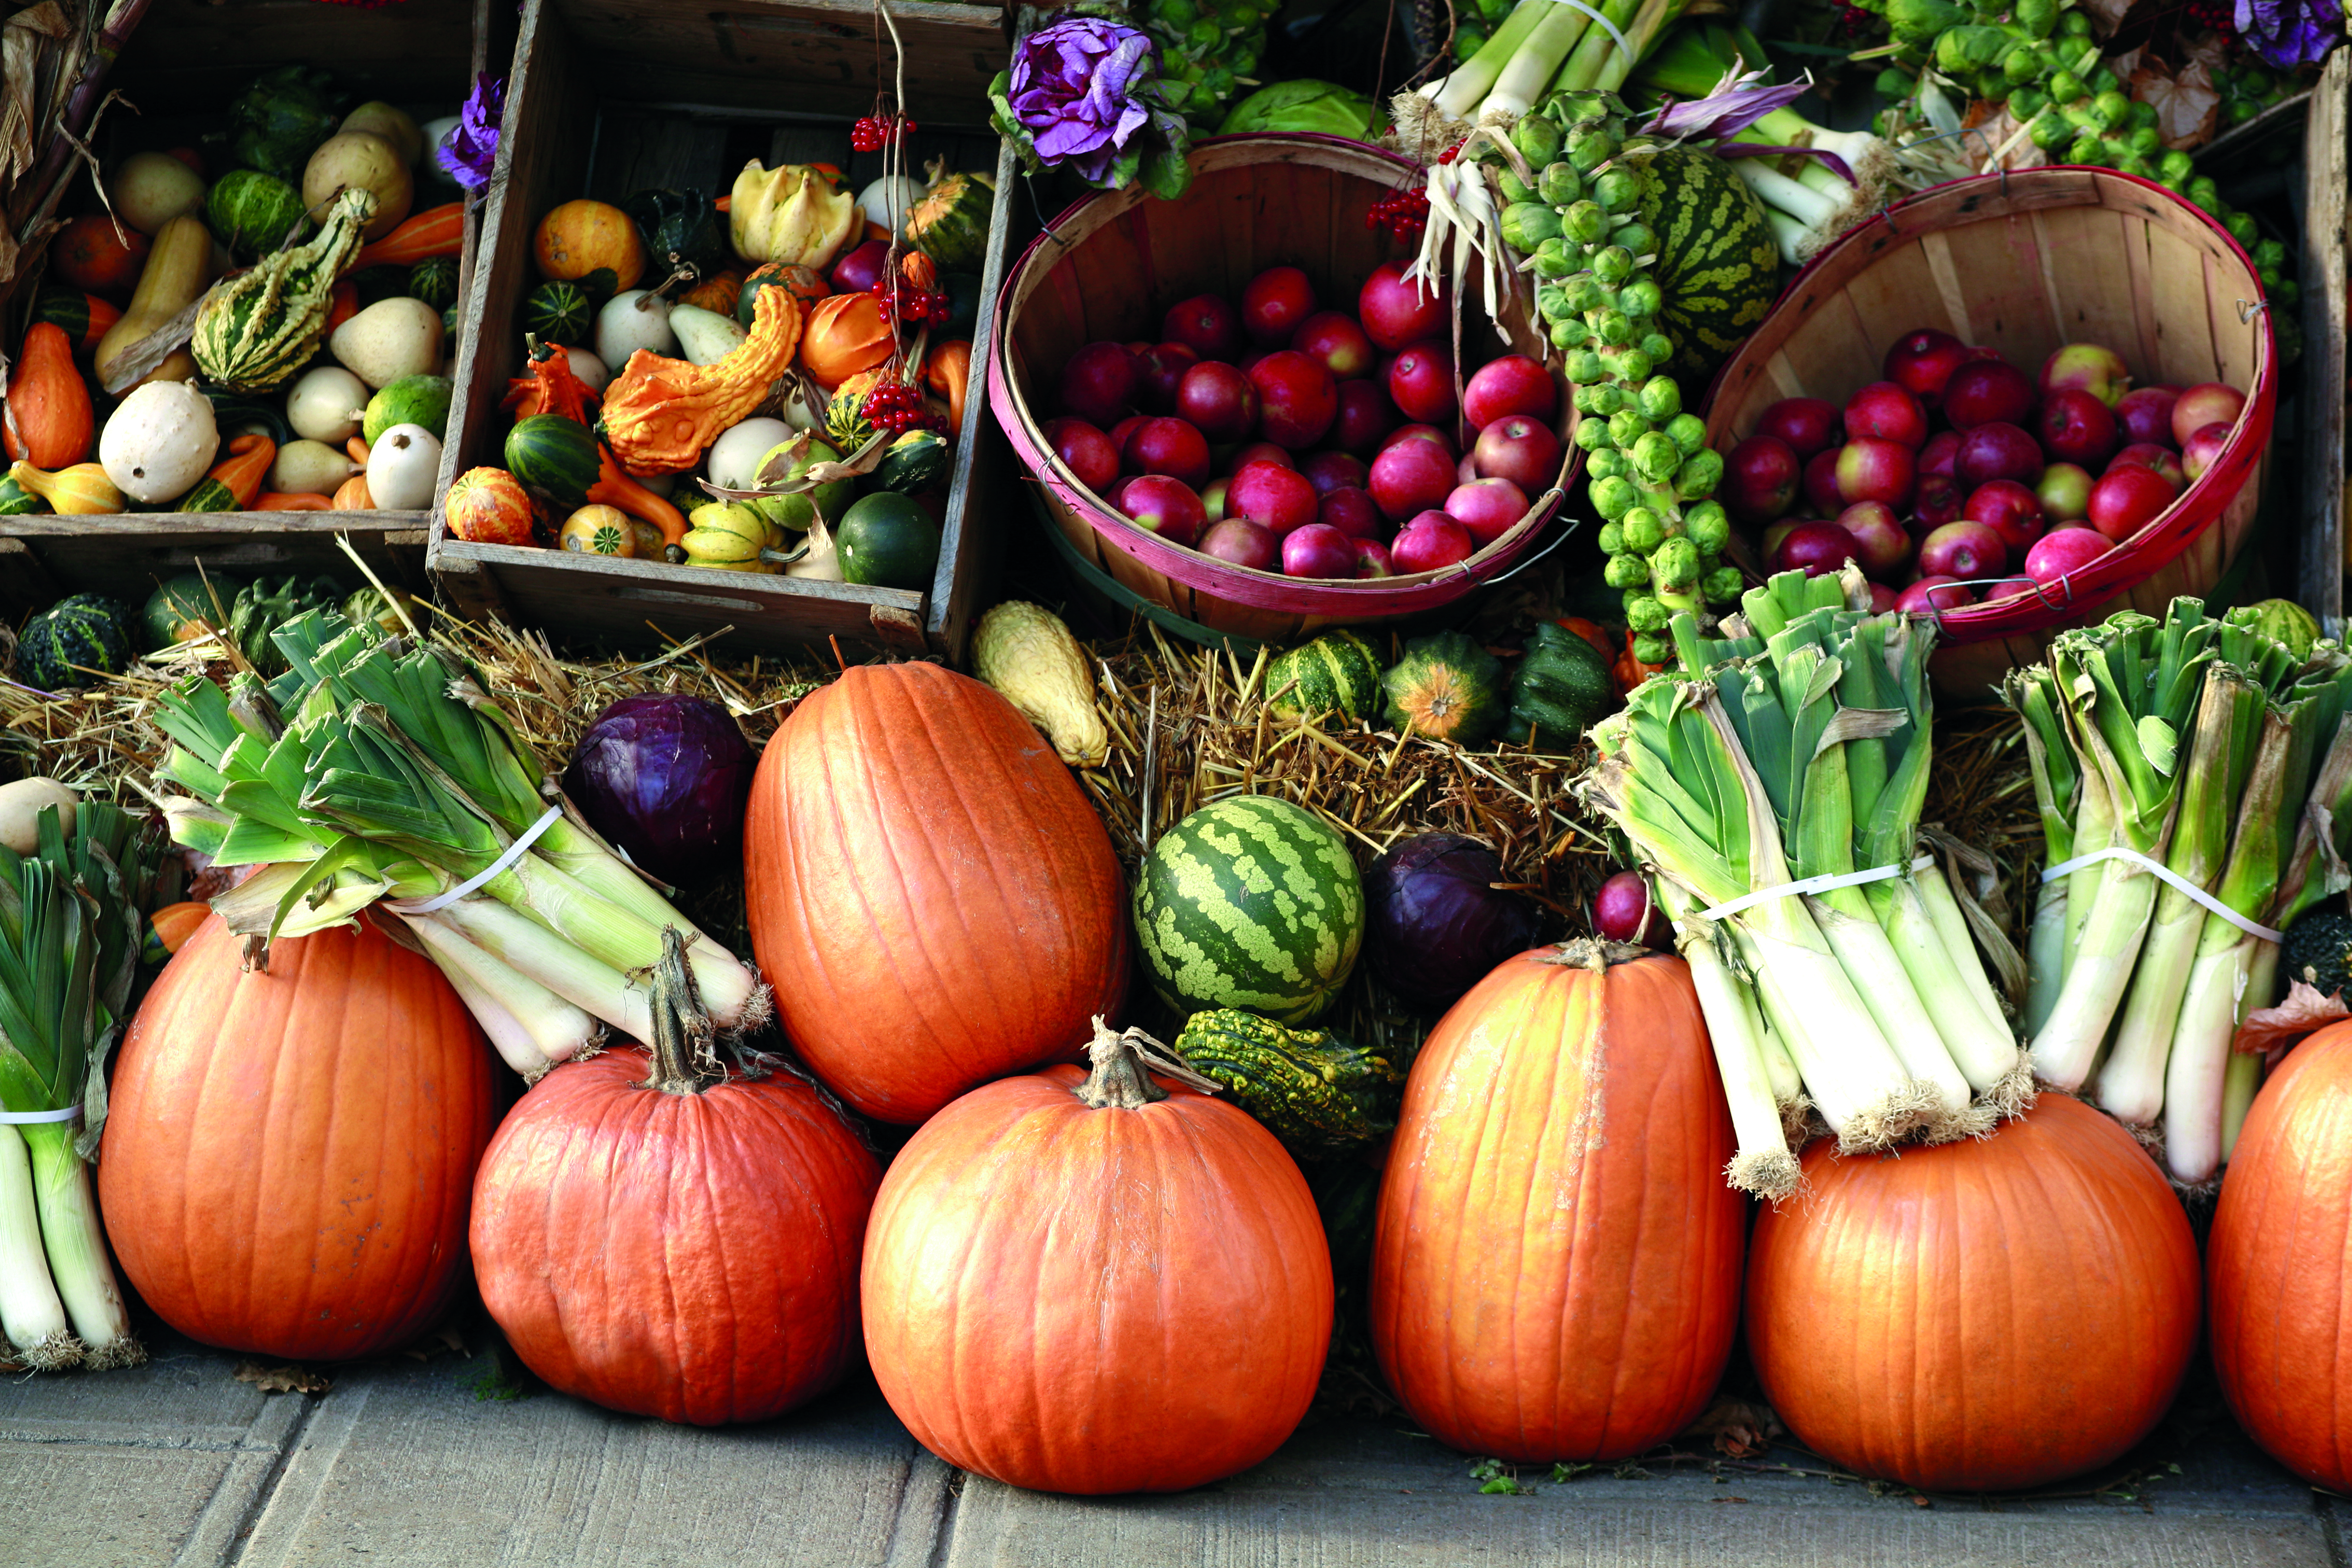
[641,926,720,1095]
[1075,1016,1222,1109]
[1536,936,1652,971]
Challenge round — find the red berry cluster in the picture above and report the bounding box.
[868,273,952,327]
[1836,4,1872,31]
[1435,138,1467,165]
[2184,0,2235,31]
[1367,186,1431,246]
[850,113,916,152]
[859,380,947,435]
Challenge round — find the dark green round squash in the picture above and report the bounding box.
[142,571,245,650]
[870,429,949,495]
[523,280,592,346]
[407,255,461,312]
[504,413,601,511]
[834,491,940,590]
[18,593,133,690]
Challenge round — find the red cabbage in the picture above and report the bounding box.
[562,693,754,888]
[1364,834,1542,1009]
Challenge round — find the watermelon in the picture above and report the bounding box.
[408,255,460,312]
[524,280,592,345]
[205,170,310,261]
[2230,598,2321,660]
[1637,145,1778,383]
[504,413,601,510]
[1383,632,1506,746]
[18,593,133,690]
[1132,795,1364,1025]
[906,169,995,274]
[1266,631,1382,721]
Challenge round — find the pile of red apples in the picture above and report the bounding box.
[1040,262,1565,580]
[1725,328,2246,614]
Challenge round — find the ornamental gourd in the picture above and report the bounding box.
[862,1020,1333,1493]
[191,187,377,393]
[744,662,1130,1123]
[1372,942,1743,1462]
[1747,1092,2199,1491]
[598,286,804,474]
[971,600,1108,767]
[1172,1008,1404,1154]
[443,466,536,546]
[2,322,95,467]
[98,913,495,1360]
[799,291,893,391]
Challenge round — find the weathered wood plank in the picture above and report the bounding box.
[2299,51,2349,634]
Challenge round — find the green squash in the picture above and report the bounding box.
[191,186,376,394]
[407,255,461,313]
[1506,621,1616,751]
[524,281,592,346]
[365,374,454,444]
[735,262,823,330]
[141,572,244,650]
[1382,631,1507,746]
[1171,1008,1405,1154]
[622,187,728,283]
[226,575,343,675]
[870,428,950,495]
[835,491,940,590]
[18,593,133,691]
[1266,630,1382,721]
[0,475,50,516]
[504,413,601,511]
[2228,598,2322,661]
[905,168,996,274]
[205,170,310,262]
[940,271,983,340]
[226,64,347,182]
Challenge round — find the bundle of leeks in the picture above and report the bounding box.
[150,611,767,1078]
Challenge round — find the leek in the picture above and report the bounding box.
[2005,664,2079,1032]
[1481,1,1595,120]
[1425,0,1550,122]
[0,1126,76,1369]
[1658,881,1799,1198]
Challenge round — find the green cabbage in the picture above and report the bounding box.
[1216,80,1383,139]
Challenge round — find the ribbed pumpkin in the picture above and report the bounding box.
[743,662,1129,1124]
[863,1021,1333,1493]
[1747,1091,2199,1492]
[2209,1022,2352,1490]
[533,198,645,294]
[443,466,536,546]
[98,913,494,1360]
[471,1015,881,1426]
[2,322,95,467]
[1370,941,1742,1461]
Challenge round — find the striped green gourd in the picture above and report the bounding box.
[17,593,133,691]
[1133,794,1364,1025]
[191,186,376,394]
[504,413,601,511]
[407,255,461,312]
[1171,1007,1405,1152]
[905,167,996,273]
[1266,631,1383,721]
[524,281,592,346]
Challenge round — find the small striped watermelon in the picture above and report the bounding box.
[1134,795,1364,1025]
[1636,145,1777,383]
[1267,631,1382,721]
[504,414,600,510]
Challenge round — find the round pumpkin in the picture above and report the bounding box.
[98,913,494,1360]
[471,1045,880,1426]
[51,213,149,295]
[2209,1022,2352,1490]
[1747,1091,2199,1492]
[1370,942,1744,1462]
[443,465,537,546]
[532,198,646,295]
[743,662,1129,1124]
[799,291,894,390]
[863,1023,1333,1493]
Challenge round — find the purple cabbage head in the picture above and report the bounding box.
[1007,18,1160,184]
[562,693,754,888]
[1364,834,1543,1009]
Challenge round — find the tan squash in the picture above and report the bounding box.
[96,215,214,393]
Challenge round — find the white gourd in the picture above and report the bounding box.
[287,366,370,444]
[99,380,219,502]
[595,291,677,368]
[706,417,792,491]
[365,423,442,509]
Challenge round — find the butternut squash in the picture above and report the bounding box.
[96,215,215,393]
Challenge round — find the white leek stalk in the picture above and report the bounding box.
[23,1124,138,1367]
[0,1126,77,1370]
[1661,884,1799,1199]
[1877,877,2019,1097]
[1426,0,1548,121]
[1808,898,1976,1137]
[1480,2,1593,120]
[2164,936,2253,1184]
[404,911,602,1074]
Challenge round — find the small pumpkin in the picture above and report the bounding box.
[2,323,95,468]
[444,466,537,546]
[533,199,646,296]
[598,286,804,475]
[924,338,971,432]
[798,291,893,390]
[51,213,149,295]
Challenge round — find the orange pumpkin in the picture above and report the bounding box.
[98,914,495,1360]
[1747,1092,2199,1491]
[744,662,1130,1124]
[679,269,742,314]
[51,214,149,295]
[532,199,645,293]
[443,466,537,546]
[799,291,894,390]
[2209,1021,2352,1490]
[1371,942,1743,1461]
[863,1022,1332,1492]
[1,322,95,467]
[148,901,209,954]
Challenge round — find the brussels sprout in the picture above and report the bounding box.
[1530,238,1577,279]
[1574,419,1613,453]
[2017,0,2057,36]
[1626,596,1672,634]
[2061,7,2092,34]
[1638,376,1680,423]
[1616,347,1656,382]
[1612,220,1657,256]
[1617,279,1662,320]
[1501,201,1563,252]
[1632,431,1681,482]
[1590,475,1638,518]
[1551,317,1583,351]
[1651,537,1700,591]
[1596,522,1625,554]
[1565,348,1607,382]
[1587,449,1627,481]
[2048,69,2086,103]
[1702,566,1745,605]
[1540,162,1584,206]
[1590,168,1641,213]
[1591,244,1635,285]
[2011,86,2048,121]
[1666,413,1708,456]
[1512,114,1564,167]
[1620,507,1665,553]
[2030,111,2072,152]
[1566,125,1618,173]
[1495,167,1535,205]
[1686,501,1730,554]
[2127,125,2161,158]
[1561,200,1608,244]
[1675,449,1725,501]
[1604,551,1652,589]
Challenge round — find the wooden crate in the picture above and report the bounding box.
[0,0,512,624]
[427,0,1013,659]
[2297,50,2349,635]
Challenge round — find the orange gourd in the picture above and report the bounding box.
[344,435,372,466]
[350,202,465,270]
[1371,942,1743,1462]
[679,269,742,314]
[862,1021,1332,1492]
[744,662,1130,1124]
[533,199,645,293]
[51,214,148,295]
[148,901,209,954]
[98,913,495,1360]
[256,491,332,511]
[326,279,359,333]
[333,473,374,509]
[2209,1021,2352,1490]
[1747,1092,2199,1491]
[587,442,685,545]
[798,291,893,390]
[500,338,598,424]
[600,287,803,474]
[444,466,537,546]
[925,338,970,432]
[2,323,95,467]
[191,434,276,511]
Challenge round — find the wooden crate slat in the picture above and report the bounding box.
[2303,50,2349,635]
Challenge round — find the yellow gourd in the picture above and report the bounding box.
[559,505,637,556]
[95,215,215,393]
[971,602,1109,767]
[8,460,123,515]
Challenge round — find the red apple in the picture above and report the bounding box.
[2088,463,2178,542]
[1845,381,1930,449]
[1319,485,1382,539]
[1107,414,1146,455]
[2115,386,2182,447]
[1358,262,1447,351]
[1835,501,1911,579]
[1163,294,1242,361]
[1868,581,1901,614]
[1390,510,1475,573]
[1963,479,2046,556]
[1369,432,1459,521]
[2171,382,2246,446]
[1387,339,1456,426]
[1981,576,2040,606]
[1281,521,1358,578]
[2040,342,2132,407]
[1836,436,1917,509]
[1461,355,1556,429]
[1803,447,1845,515]
[1472,415,1563,491]
[1231,441,1292,472]
[829,238,892,294]
[1250,350,1340,449]
[1290,311,1375,382]
[1455,451,1479,485]
[1227,459,1321,536]
[2025,527,2114,583]
[2108,442,2185,490]
[2181,422,2232,482]
[1043,416,1120,494]
[1130,342,1198,413]
[1331,379,1401,455]
[1897,575,1975,614]
[1122,417,1212,489]
[1918,520,2008,579]
[1762,521,1799,562]
[1298,450,1369,495]
[1353,538,1394,578]
[1242,266,1317,345]
[1060,340,1137,427]
[2038,387,2120,469]
[1883,328,1974,408]
[1174,361,1258,444]
[1119,474,1206,548]
[1913,472,1964,531]
[1384,423,1456,458]
[1774,520,1864,578]
[1918,429,1963,478]
[1198,516,1276,570]
[1954,422,2043,489]
[1445,477,1530,546]
[1757,397,1843,460]
[2036,462,2094,522]
[1944,359,2038,429]
[1726,434,1802,523]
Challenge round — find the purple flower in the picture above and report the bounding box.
[437,73,505,191]
[1006,19,1158,184]
[2234,0,2339,69]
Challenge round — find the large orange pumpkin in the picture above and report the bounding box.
[98,914,494,1360]
[2209,1021,2352,1489]
[1370,942,1744,1461]
[471,1042,880,1426]
[744,662,1129,1124]
[1747,1091,2199,1491]
[863,1022,1332,1493]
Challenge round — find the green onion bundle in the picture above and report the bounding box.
[151,611,767,1077]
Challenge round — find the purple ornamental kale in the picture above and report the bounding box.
[1006,18,1159,184]
[437,73,506,191]
[2234,0,2340,70]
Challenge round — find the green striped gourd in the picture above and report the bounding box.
[524,281,592,346]
[1170,1008,1404,1153]
[503,413,601,511]
[905,167,996,273]
[1266,631,1382,721]
[17,593,133,691]
[192,187,376,394]
[1132,794,1364,1025]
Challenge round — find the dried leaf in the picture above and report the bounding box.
[2106,45,2145,81]
[2184,32,2234,74]
[2132,62,2222,150]
[1677,1395,1784,1458]
[2234,978,2351,1057]
[234,1360,331,1395]
[2080,0,2132,28]
[399,1324,467,1362]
